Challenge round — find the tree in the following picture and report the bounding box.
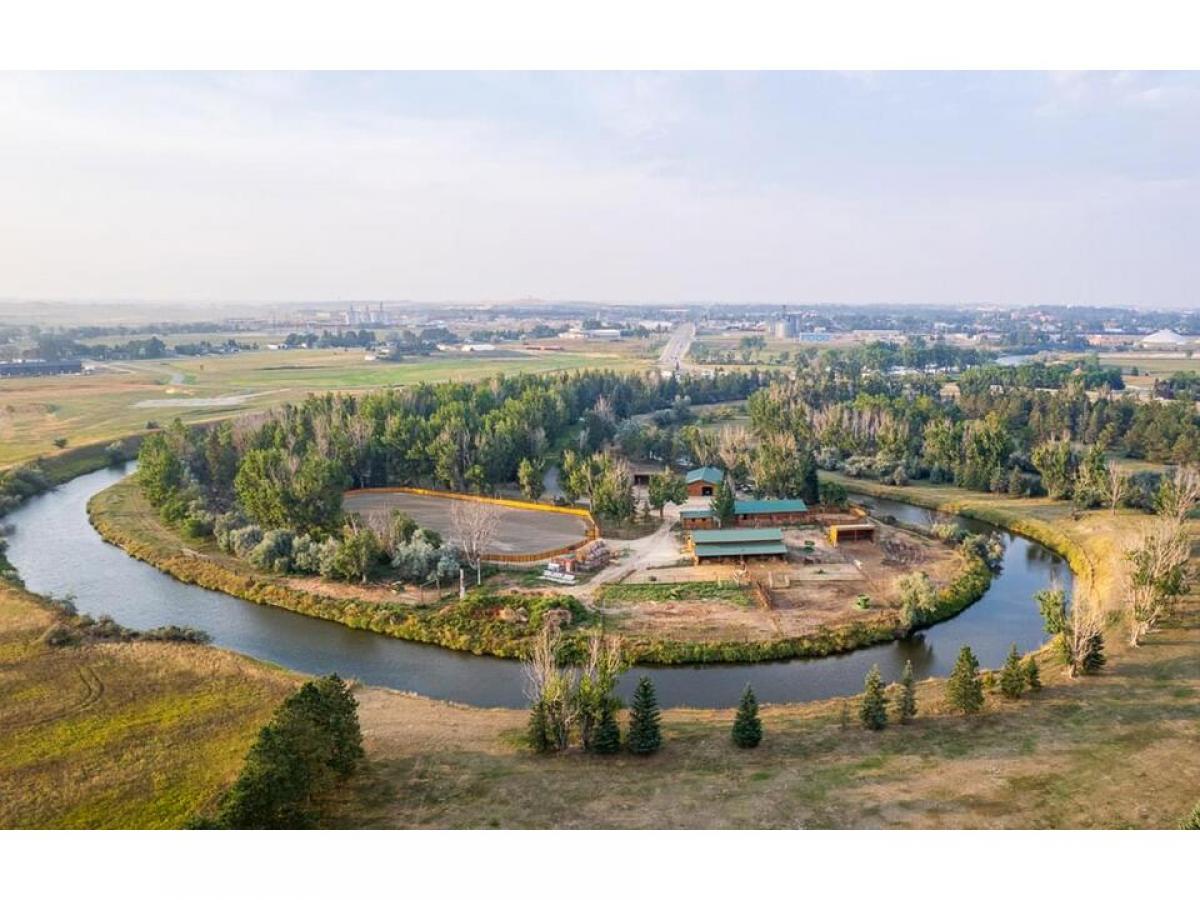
[137,432,185,507]
[647,468,687,519]
[626,676,662,755]
[234,448,292,529]
[1102,460,1129,514]
[710,476,736,527]
[1023,656,1042,692]
[527,700,552,753]
[517,457,545,501]
[577,635,625,752]
[1123,517,1190,646]
[451,500,502,586]
[330,519,382,583]
[818,479,849,509]
[858,665,888,730]
[945,646,984,714]
[895,659,917,723]
[731,684,763,748]
[1154,466,1200,520]
[999,644,1025,699]
[591,705,621,754]
[1031,438,1076,500]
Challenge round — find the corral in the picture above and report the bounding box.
[343,488,594,560]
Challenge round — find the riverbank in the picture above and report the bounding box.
[0,579,296,828]
[324,479,1200,829]
[89,476,998,665]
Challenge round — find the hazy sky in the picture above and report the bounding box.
[1,71,1198,308]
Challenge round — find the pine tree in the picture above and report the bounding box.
[999,644,1025,700]
[626,676,662,755]
[710,477,736,527]
[1023,656,1042,692]
[527,699,552,753]
[1080,631,1106,674]
[591,705,621,755]
[731,684,763,748]
[946,645,984,714]
[895,659,917,723]
[859,664,888,730]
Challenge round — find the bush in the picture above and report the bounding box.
[140,625,212,643]
[931,521,967,543]
[229,525,264,558]
[591,706,622,755]
[1181,802,1200,830]
[248,529,296,574]
[731,684,763,748]
[1023,656,1042,692]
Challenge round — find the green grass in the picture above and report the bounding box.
[0,347,649,467]
[598,581,754,606]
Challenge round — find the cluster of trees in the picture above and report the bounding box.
[858,643,1043,730]
[194,674,363,829]
[525,632,660,755]
[137,368,767,578]
[282,329,378,349]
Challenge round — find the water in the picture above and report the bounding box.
[3,465,1070,708]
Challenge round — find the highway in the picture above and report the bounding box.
[656,322,695,372]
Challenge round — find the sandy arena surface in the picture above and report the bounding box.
[343,490,590,555]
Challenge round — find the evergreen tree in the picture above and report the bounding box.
[946,645,985,714]
[1023,656,1042,692]
[710,477,736,527]
[999,644,1026,700]
[591,705,621,755]
[527,699,552,753]
[1080,631,1107,674]
[895,659,917,723]
[858,664,888,730]
[626,676,662,755]
[731,684,763,748]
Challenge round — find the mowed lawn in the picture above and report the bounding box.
[326,480,1200,829]
[0,585,296,828]
[0,346,649,467]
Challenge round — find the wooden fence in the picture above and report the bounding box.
[343,486,599,564]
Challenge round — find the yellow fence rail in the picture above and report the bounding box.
[343,486,600,564]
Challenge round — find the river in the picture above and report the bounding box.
[3,465,1070,708]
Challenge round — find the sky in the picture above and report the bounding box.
[1,71,1198,308]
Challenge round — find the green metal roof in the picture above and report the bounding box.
[691,527,784,544]
[680,509,714,519]
[735,498,808,515]
[694,541,788,558]
[685,466,725,484]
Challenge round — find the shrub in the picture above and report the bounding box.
[1181,802,1200,830]
[229,525,264,558]
[731,684,763,748]
[626,676,662,755]
[946,645,984,714]
[248,529,296,574]
[139,625,212,643]
[931,521,967,543]
[41,623,80,646]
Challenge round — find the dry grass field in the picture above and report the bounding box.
[0,584,296,828]
[325,480,1200,829]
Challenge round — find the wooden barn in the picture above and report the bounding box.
[828,522,876,545]
[685,466,724,497]
[688,527,788,564]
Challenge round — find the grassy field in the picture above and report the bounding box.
[325,478,1200,829]
[0,583,296,828]
[0,346,649,467]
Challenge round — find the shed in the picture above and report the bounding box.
[828,522,876,545]
[733,498,809,526]
[689,527,787,563]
